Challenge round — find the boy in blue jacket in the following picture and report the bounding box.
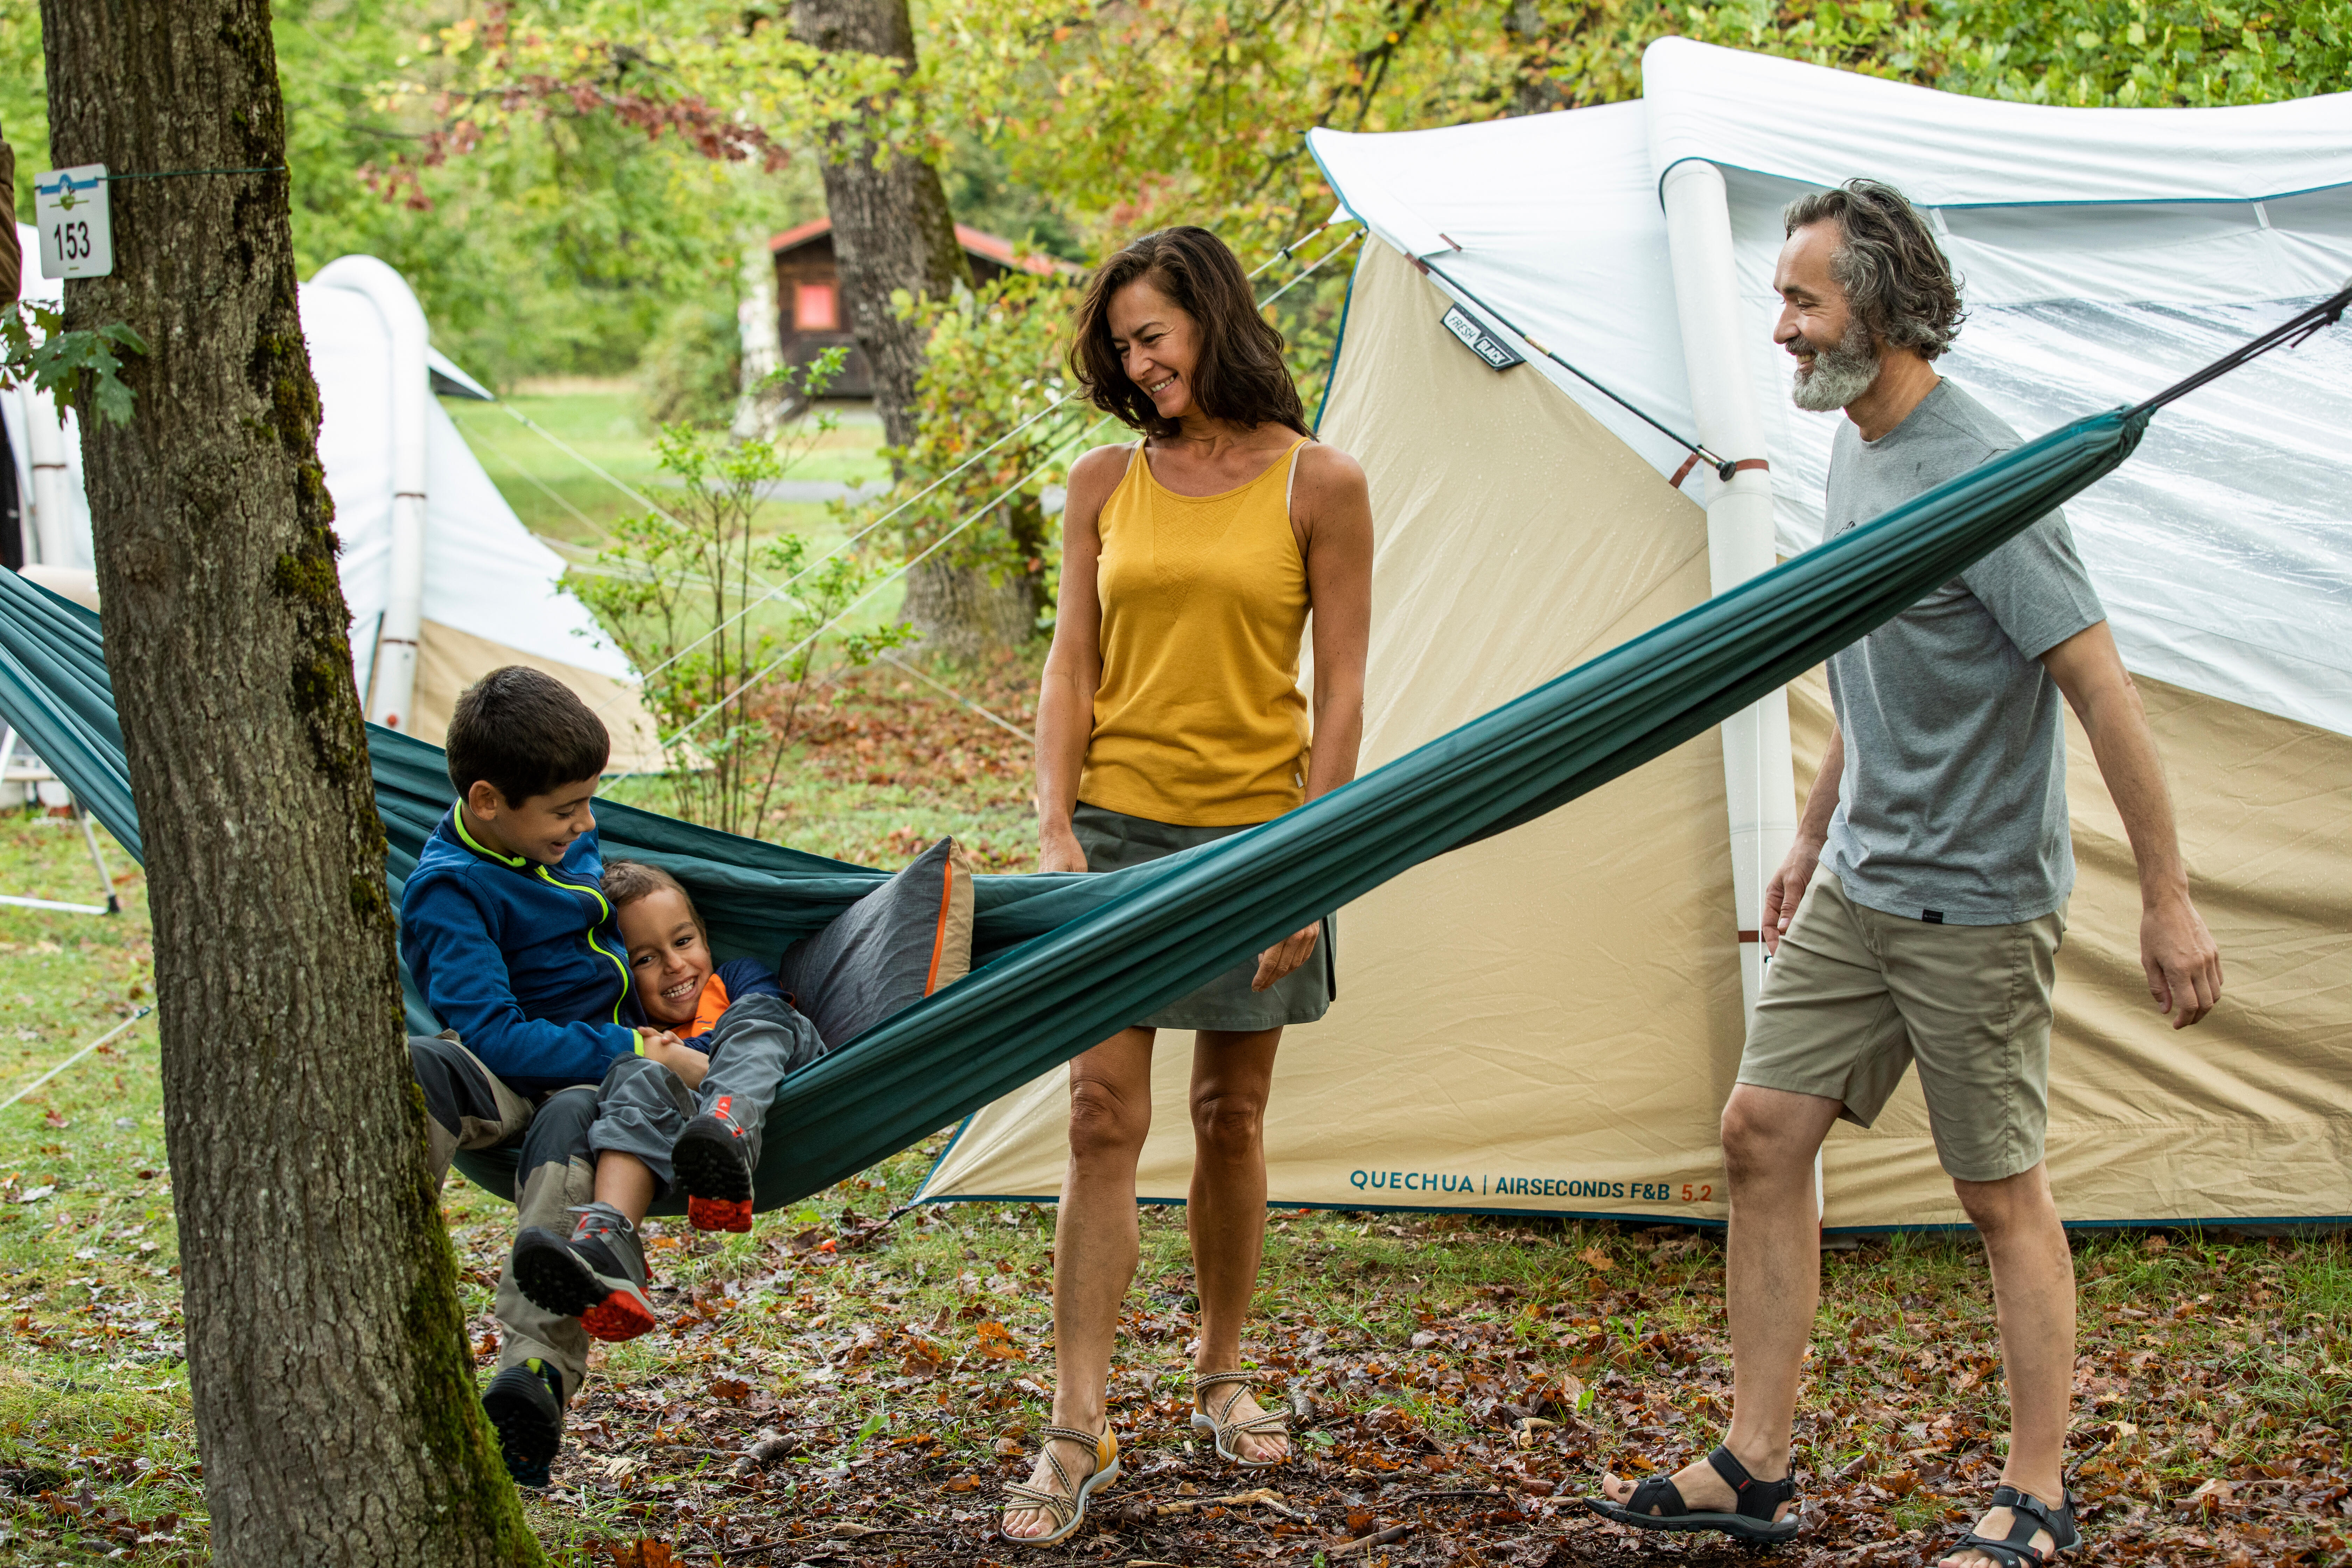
[402,667,706,1486]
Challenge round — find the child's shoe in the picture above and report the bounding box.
[512,1202,658,1342]
[673,1094,756,1233]
[482,1356,565,1487]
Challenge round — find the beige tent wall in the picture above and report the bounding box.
[921,239,2352,1227]
[410,618,667,775]
[1795,670,2352,1226]
[925,242,1749,1221]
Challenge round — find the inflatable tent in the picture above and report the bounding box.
[920,40,2352,1229]
[5,227,660,768]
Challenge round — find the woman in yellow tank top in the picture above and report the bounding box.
[1001,229,1372,1546]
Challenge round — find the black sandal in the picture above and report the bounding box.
[1941,1486,2078,1567]
[1583,1445,1801,1542]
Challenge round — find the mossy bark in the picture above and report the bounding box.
[37,1,545,1562]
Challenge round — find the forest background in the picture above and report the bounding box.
[5,0,2346,418]
[2,0,2345,678]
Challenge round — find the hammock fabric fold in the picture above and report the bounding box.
[0,405,2148,1209]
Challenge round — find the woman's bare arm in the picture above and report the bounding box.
[1034,444,1130,873]
[1252,441,1374,989]
[1295,443,1373,802]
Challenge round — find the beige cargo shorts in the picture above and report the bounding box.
[1738,869,2066,1182]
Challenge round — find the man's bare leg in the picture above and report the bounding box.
[1188,1028,1288,1464]
[1938,1162,2074,1567]
[1002,1027,1154,1541]
[1597,1084,1841,1520]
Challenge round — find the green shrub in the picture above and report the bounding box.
[636,292,743,429]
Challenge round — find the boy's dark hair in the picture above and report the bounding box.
[1782,178,1967,360]
[444,666,610,805]
[604,860,704,940]
[1068,226,1308,441]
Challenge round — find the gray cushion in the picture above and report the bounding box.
[776,835,974,1047]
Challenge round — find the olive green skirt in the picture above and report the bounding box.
[1071,801,1335,1032]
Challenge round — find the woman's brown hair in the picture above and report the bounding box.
[1068,227,1308,441]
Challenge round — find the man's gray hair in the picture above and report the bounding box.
[1782,179,1966,360]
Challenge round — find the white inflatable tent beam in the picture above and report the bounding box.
[1318,157,1800,1033]
[309,255,431,733]
[1655,156,1800,1024]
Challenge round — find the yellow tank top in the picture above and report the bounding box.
[1080,437,1313,827]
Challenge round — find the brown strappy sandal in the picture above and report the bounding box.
[998,1423,1120,1548]
[1191,1371,1290,1469]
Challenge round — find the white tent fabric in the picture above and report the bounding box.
[5,227,95,572]
[10,227,648,756]
[1305,43,2352,737]
[292,281,633,698]
[920,42,2352,1227]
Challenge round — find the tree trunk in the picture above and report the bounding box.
[792,0,1037,656]
[0,125,18,305]
[39,4,544,1564]
[731,236,789,441]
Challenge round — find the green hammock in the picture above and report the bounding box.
[0,403,2158,1210]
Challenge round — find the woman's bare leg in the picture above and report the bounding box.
[1001,1026,1154,1540]
[1188,1027,1289,1464]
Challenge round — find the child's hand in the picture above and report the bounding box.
[637,1028,711,1090]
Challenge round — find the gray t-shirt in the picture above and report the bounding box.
[1821,379,2106,925]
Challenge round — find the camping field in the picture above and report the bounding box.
[444,384,895,553]
[2,774,2346,1567]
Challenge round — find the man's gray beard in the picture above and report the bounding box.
[1790,321,1881,412]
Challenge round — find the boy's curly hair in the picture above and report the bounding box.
[603,860,704,940]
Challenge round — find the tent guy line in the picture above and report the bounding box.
[875,649,1034,745]
[581,219,1364,726]
[610,413,1125,777]
[1417,254,1740,482]
[458,421,617,543]
[0,1005,154,1112]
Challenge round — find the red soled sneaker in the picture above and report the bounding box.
[673,1094,756,1233]
[512,1202,658,1342]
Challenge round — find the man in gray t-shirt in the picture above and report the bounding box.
[1821,379,2106,925]
[1593,182,2222,1568]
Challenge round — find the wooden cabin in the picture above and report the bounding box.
[768,219,1083,398]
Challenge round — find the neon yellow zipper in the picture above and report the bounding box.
[536,864,631,1025]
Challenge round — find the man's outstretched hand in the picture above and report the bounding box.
[2142,888,2222,1028]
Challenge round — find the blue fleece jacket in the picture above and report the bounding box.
[400,808,642,1095]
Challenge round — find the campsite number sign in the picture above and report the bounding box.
[35,166,114,280]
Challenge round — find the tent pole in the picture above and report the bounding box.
[76,803,120,915]
[1657,158,1799,1030]
[315,256,432,734]
[21,384,79,569]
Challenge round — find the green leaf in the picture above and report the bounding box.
[0,304,147,427]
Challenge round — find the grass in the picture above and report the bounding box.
[443,388,893,555]
[2,799,2346,1564]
